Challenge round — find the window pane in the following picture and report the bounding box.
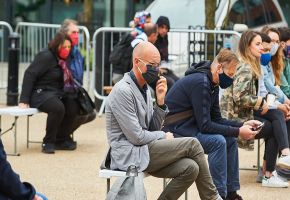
[264,0,282,23]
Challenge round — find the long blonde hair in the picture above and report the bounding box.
[238,30,261,78]
[261,26,284,85]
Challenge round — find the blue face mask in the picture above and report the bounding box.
[260,53,272,66]
[219,72,233,89]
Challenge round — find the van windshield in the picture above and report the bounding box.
[146,0,206,29]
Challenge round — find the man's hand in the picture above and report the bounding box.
[243,120,262,130]
[18,103,30,108]
[165,132,174,139]
[239,125,259,140]
[156,76,167,106]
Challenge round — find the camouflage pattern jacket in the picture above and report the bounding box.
[220,62,263,122]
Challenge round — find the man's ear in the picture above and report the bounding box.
[134,58,139,66]
[217,63,223,73]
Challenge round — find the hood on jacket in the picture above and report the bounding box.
[185,60,214,85]
[185,60,212,75]
[156,16,170,31]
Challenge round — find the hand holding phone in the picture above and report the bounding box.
[251,122,265,131]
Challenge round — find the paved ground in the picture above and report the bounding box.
[1,111,290,200]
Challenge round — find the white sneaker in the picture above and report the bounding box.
[273,170,288,182]
[262,176,289,188]
[215,194,223,200]
[277,155,290,169]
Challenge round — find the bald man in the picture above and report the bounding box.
[131,22,158,48]
[104,41,221,200]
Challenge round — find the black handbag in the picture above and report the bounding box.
[77,86,95,115]
[74,79,95,115]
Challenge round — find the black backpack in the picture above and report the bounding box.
[109,33,135,74]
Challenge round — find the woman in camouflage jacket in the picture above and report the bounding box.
[220,30,290,188]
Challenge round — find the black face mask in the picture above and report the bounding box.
[141,64,160,90]
[219,71,233,89]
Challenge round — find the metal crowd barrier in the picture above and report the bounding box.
[0,21,13,103]
[92,27,241,115]
[92,27,132,116]
[15,22,91,90]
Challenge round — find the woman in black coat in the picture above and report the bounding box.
[19,32,78,154]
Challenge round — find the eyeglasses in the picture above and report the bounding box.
[138,58,160,68]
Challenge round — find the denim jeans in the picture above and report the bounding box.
[196,133,240,197]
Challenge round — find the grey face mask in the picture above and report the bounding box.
[270,43,279,56]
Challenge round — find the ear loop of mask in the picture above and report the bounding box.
[137,59,144,74]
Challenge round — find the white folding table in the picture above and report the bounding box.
[0,106,40,155]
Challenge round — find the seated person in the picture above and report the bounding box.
[279,27,290,98]
[59,19,96,141]
[0,138,47,200]
[104,41,222,200]
[163,48,261,199]
[221,31,290,188]
[19,32,77,154]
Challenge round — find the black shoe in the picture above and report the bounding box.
[42,143,55,154]
[226,192,243,200]
[55,140,77,150]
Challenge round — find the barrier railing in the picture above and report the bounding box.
[15,22,91,90]
[0,21,13,103]
[92,27,241,115]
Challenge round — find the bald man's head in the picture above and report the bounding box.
[132,41,161,86]
[133,41,160,65]
[144,22,158,44]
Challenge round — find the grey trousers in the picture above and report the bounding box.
[145,137,218,200]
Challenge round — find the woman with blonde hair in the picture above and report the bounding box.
[220,30,290,188]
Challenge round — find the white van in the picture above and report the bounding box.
[146,0,288,30]
[146,0,288,77]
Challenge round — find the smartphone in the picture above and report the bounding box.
[252,122,265,131]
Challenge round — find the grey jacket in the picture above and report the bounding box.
[105,73,167,172]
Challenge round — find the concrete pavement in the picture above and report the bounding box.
[1,112,290,199]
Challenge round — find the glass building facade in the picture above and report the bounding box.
[0,0,153,31]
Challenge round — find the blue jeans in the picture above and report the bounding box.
[196,133,240,197]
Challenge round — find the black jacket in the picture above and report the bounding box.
[164,61,242,137]
[0,139,36,199]
[20,49,64,108]
[154,35,169,62]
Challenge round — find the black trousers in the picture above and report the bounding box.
[39,96,79,144]
[254,109,290,172]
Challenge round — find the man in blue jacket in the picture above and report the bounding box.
[57,19,96,147]
[0,138,47,200]
[163,49,261,200]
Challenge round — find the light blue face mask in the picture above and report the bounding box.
[260,53,272,66]
[270,43,279,56]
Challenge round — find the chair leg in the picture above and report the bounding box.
[107,178,110,193]
[98,99,106,117]
[257,139,261,172]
